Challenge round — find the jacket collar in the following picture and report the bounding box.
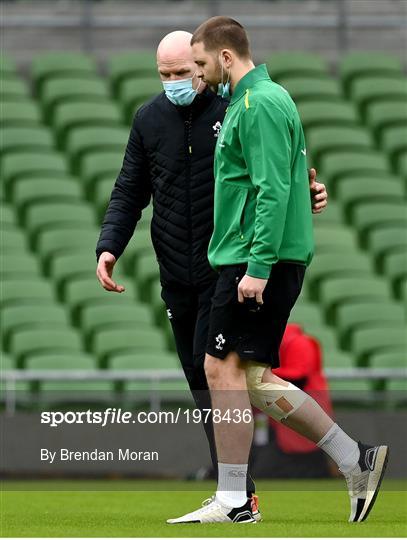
[230,64,270,105]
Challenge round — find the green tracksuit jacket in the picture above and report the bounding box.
[208,64,314,279]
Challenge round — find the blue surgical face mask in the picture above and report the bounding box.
[162,73,201,106]
[217,54,231,99]
[217,81,230,99]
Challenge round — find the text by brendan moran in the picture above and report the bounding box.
[41,448,159,464]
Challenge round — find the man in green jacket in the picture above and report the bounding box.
[167,16,389,525]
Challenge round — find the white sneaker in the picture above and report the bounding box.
[166,496,256,524]
[345,441,389,522]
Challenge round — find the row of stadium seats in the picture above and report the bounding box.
[1,50,406,402]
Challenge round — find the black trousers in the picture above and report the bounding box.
[161,280,256,495]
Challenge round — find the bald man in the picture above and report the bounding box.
[95,31,328,515]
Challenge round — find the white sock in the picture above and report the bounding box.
[216,463,248,509]
[317,423,360,474]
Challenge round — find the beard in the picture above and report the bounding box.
[204,59,223,88]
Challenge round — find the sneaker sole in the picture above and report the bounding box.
[253,510,262,522]
[357,445,389,522]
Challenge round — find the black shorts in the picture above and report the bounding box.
[205,261,306,368]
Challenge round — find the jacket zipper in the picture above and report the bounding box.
[184,109,193,283]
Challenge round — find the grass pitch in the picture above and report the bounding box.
[1,479,406,537]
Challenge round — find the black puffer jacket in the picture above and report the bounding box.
[95,89,228,287]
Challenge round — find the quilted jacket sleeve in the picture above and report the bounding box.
[95,111,151,261]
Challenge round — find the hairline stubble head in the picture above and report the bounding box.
[191,16,252,59]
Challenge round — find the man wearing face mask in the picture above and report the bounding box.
[164,17,389,525]
[95,30,328,516]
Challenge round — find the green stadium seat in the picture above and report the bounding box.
[0,55,17,77]
[80,303,154,342]
[80,152,123,195]
[351,326,407,366]
[9,327,83,368]
[32,52,98,96]
[2,152,69,199]
[288,302,324,328]
[13,177,83,221]
[382,125,407,168]
[340,52,403,95]
[120,229,154,275]
[49,251,102,295]
[135,253,160,301]
[0,228,28,252]
[312,199,343,226]
[63,277,137,324]
[383,249,407,298]
[399,151,407,182]
[93,177,116,219]
[111,351,187,393]
[1,304,71,350]
[26,351,96,370]
[25,353,113,396]
[306,252,373,300]
[278,77,341,104]
[385,379,407,395]
[108,51,158,97]
[66,126,128,174]
[109,351,180,371]
[36,226,100,261]
[266,52,328,81]
[305,327,339,355]
[336,301,405,349]
[0,126,55,156]
[313,225,358,253]
[41,77,110,122]
[366,102,407,140]
[307,126,373,167]
[92,327,168,367]
[352,201,407,244]
[369,350,407,369]
[49,250,127,300]
[319,276,391,323]
[319,151,390,194]
[0,351,31,397]
[367,226,407,268]
[0,202,17,228]
[401,277,407,303]
[24,201,96,242]
[118,77,163,123]
[0,100,42,128]
[350,77,407,118]
[0,278,56,309]
[0,78,29,102]
[336,177,404,222]
[321,350,354,369]
[0,252,41,281]
[328,379,373,394]
[53,102,123,147]
[0,351,14,371]
[297,101,359,131]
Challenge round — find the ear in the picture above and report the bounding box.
[220,49,233,68]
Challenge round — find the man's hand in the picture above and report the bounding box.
[308,167,328,214]
[96,252,125,293]
[238,274,268,305]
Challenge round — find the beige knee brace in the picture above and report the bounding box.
[245,361,308,421]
